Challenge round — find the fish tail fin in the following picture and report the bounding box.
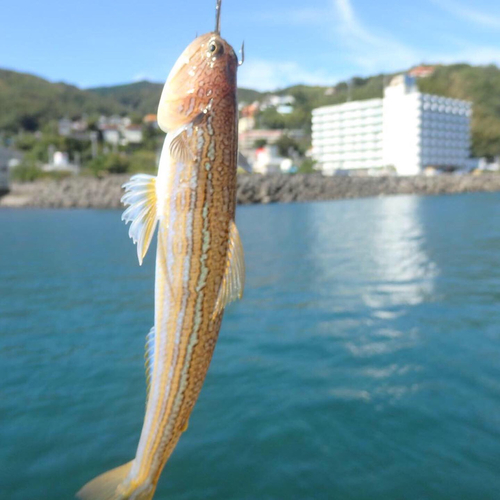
[76,461,148,500]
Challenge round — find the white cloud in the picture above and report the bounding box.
[240,0,418,90]
[431,0,500,29]
[238,58,339,90]
[331,0,418,73]
[236,0,500,91]
[329,0,500,75]
[334,0,379,44]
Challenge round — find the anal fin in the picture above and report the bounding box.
[145,327,155,402]
[214,220,245,317]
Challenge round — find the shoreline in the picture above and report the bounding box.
[1,173,500,209]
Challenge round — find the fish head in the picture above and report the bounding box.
[157,32,238,133]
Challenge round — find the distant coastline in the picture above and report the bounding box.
[1,174,500,209]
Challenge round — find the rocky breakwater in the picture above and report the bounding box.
[1,173,500,209]
[237,173,500,203]
[0,175,128,209]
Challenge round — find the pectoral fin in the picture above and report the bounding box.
[121,174,158,265]
[169,128,196,165]
[214,221,245,317]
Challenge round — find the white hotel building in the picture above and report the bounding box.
[312,75,472,175]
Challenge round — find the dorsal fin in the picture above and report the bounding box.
[121,174,158,265]
[144,326,155,402]
[238,151,252,173]
[214,220,245,317]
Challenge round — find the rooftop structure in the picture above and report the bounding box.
[312,74,472,176]
[240,103,260,118]
[143,114,159,129]
[238,103,260,133]
[409,65,436,78]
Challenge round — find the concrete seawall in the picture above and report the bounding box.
[1,173,500,209]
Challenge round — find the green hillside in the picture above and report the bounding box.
[89,81,163,115]
[237,87,264,103]
[89,80,264,113]
[418,64,500,157]
[2,64,500,157]
[0,69,127,132]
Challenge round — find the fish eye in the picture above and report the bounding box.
[207,39,224,58]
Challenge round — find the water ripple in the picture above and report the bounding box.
[1,195,500,499]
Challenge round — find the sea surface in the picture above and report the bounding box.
[1,193,500,500]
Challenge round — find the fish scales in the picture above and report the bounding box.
[137,94,238,484]
[77,3,244,498]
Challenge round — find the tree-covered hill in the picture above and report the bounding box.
[89,81,163,116]
[2,64,500,156]
[237,87,264,103]
[0,69,266,132]
[0,69,127,132]
[88,80,264,114]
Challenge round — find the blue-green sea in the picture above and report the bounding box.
[1,193,500,500]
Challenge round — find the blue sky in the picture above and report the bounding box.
[1,0,500,90]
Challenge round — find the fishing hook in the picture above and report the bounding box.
[239,41,245,66]
[215,0,222,34]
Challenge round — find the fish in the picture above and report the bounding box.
[77,2,244,499]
